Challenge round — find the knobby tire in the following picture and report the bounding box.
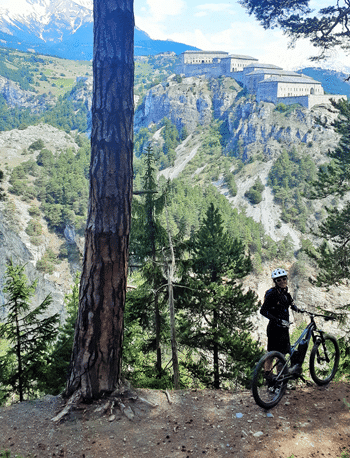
[309,334,339,385]
[252,351,287,409]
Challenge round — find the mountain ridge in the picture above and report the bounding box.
[0,0,199,59]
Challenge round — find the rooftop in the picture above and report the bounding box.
[226,54,258,61]
[245,63,282,70]
[259,76,322,84]
[246,69,314,78]
[182,50,229,55]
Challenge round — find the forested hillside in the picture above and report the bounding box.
[0,48,350,398]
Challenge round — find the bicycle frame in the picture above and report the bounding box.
[252,310,339,409]
[272,313,328,382]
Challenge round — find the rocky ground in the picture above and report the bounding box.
[1,381,349,458]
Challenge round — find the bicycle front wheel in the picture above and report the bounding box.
[252,351,288,409]
[309,335,340,385]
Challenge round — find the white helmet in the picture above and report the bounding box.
[271,268,287,279]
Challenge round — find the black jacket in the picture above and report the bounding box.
[260,286,298,325]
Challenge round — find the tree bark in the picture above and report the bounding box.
[165,202,180,389]
[65,0,134,400]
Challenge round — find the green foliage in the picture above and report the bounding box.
[131,148,167,263]
[38,276,79,395]
[129,147,170,379]
[335,336,350,381]
[28,205,41,217]
[225,171,237,196]
[35,142,90,232]
[9,159,39,200]
[40,92,89,133]
[29,139,45,151]
[36,248,58,275]
[134,127,153,157]
[275,103,302,114]
[25,218,43,237]
[0,95,40,131]
[268,148,316,231]
[275,102,287,112]
[36,148,55,167]
[245,177,264,204]
[178,204,263,388]
[238,0,349,58]
[0,262,59,403]
[161,178,284,269]
[307,100,350,286]
[0,80,89,133]
[0,48,38,90]
[200,121,222,157]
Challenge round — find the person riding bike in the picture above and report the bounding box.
[260,268,302,376]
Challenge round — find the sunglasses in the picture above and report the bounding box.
[276,276,287,282]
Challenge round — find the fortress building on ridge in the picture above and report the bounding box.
[177,51,346,109]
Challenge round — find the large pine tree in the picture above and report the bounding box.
[65,0,134,400]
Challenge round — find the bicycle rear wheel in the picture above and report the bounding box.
[309,335,340,385]
[251,351,288,409]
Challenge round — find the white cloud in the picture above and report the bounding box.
[145,0,186,22]
[135,0,187,39]
[194,11,207,17]
[196,3,236,14]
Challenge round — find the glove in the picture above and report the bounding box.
[280,320,290,328]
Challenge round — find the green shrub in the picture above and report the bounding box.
[36,248,58,274]
[28,205,41,217]
[245,178,264,204]
[25,218,43,237]
[29,139,45,151]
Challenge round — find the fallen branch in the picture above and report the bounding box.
[137,396,158,408]
[163,389,172,404]
[51,390,82,423]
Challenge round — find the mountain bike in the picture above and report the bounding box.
[251,310,340,409]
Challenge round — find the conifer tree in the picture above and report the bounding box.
[0,262,59,402]
[130,147,168,378]
[307,100,350,285]
[178,203,261,388]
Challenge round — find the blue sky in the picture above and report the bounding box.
[134,0,348,70]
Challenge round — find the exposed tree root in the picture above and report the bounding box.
[51,389,82,422]
[51,385,159,423]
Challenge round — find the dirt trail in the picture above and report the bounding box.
[1,381,350,458]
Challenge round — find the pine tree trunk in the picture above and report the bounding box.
[165,202,179,389]
[168,266,180,389]
[15,310,23,402]
[213,309,220,389]
[65,0,134,400]
[154,294,162,377]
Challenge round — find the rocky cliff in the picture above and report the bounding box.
[0,72,349,338]
[0,124,82,320]
[135,75,339,161]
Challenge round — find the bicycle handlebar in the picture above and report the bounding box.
[297,309,337,321]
